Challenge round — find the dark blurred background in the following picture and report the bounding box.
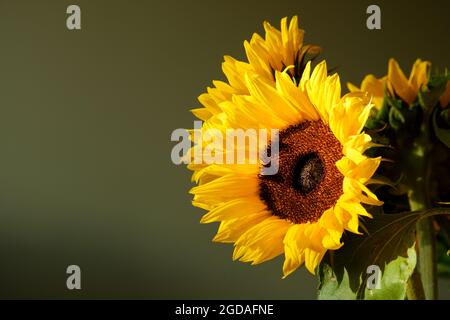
[0,0,448,299]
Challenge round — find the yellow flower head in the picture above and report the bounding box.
[348,58,431,108]
[188,18,382,277]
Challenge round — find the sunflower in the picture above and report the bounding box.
[348,58,431,108]
[188,18,382,277]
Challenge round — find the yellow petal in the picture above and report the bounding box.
[233,217,291,264]
[274,71,319,121]
[282,224,307,277]
[222,55,252,94]
[329,95,373,143]
[388,58,416,104]
[198,92,222,115]
[245,74,301,125]
[361,74,385,98]
[201,197,266,223]
[319,208,344,250]
[343,133,375,155]
[347,82,360,93]
[306,61,341,123]
[408,59,430,93]
[191,108,213,121]
[304,248,326,274]
[213,211,271,243]
[190,174,258,203]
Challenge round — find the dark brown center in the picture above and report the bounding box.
[293,153,325,194]
[259,120,344,224]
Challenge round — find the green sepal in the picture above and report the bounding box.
[433,107,450,148]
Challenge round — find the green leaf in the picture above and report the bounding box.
[433,107,450,148]
[318,208,450,300]
[388,106,405,130]
[376,98,390,123]
[365,99,390,131]
[318,263,356,300]
[384,94,407,131]
[418,75,448,111]
[364,247,416,299]
[318,249,416,300]
[427,71,450,89]
[365,118,385,131]
[384,91,402,110]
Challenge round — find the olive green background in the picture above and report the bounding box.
[0,0,448,299]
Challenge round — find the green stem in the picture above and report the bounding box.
[406,266,425,300]
[406,143,437,300]
[415,217,437,300]
[409,190,437,299]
